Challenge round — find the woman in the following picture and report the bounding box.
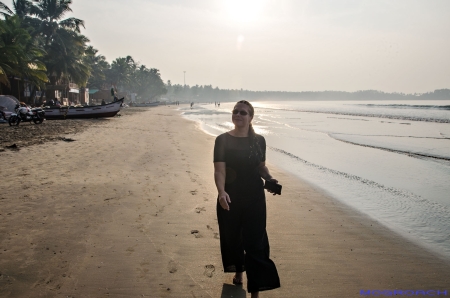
[214,100,280,297]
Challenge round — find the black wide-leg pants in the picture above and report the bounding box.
[217,190,280,293]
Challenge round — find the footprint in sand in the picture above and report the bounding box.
[191,230,202,238]
[168,260,177,273]
[195,207,205,213]
[126,247,135,255]
[204,264,215,277]
[207,225,219,239]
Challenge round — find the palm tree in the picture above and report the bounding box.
[106,56,136,90]
[128,65,167,100]
[146,68,167,100]
[0,18,14,87]
[28,0,91,89]
[84,46,109,90]
[44,29,90,86]
[11,0,34,18]
[30,0,84,46]
[0,15,48,89]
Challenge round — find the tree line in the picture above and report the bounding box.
[166,83,450,102]
[0,0,166,103]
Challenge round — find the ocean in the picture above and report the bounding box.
[179,100,450,259]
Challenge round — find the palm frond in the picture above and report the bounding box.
[0,2,13,16]
[0,66,11,86]
[58,16,83,32]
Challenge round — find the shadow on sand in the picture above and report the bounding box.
[220,283,247,298]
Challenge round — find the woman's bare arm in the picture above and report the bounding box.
[258,162,279,195]
[258,161,274,180]
[214,162,231,210]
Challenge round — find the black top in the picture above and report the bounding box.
[214,132,266,198]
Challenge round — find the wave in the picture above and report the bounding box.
[353,104,450,110]
[182,110,229,116]
[256,107,450,123]
[327,134,450,162]
[268,145,450,258]
[268,146,421,198]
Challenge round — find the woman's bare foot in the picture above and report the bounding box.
[233,272,243,285]
[251,292,259,298]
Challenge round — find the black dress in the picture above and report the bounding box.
[214,132,280,293]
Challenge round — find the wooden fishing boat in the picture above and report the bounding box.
[44,98,123,120]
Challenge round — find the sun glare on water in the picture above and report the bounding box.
[222,0,266,23]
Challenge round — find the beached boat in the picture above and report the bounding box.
[44,98,123,120]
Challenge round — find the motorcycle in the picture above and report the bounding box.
[8,104,45,126]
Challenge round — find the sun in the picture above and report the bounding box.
[222,0,266,23]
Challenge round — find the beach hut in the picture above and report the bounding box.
[45,83,80,105]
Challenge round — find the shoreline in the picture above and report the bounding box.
[181,102,450,264]
[182,108,450,263]
[0,106,449,297]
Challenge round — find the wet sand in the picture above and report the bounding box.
[0,106,449,298]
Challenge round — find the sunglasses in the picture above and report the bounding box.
[232,109,249,116]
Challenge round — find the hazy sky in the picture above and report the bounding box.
[5,0,450,93]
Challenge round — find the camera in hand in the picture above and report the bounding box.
[264,180,282,195]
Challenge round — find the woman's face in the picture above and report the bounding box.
[232,103,253,129]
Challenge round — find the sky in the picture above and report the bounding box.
[4,0,450,93]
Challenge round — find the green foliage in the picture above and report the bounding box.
[106,56,136,88]
[30,0,84,43]
[1,0,167,101]
[83,46,109,90]
[88,56,167,100]
[1,0,88,89]
[43,28,90,86]
[129,66,167,100]
[0,15,48,88]
[29,0,89,86]
[11,0,34,19]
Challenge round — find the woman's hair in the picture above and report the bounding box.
[235,100,263,162]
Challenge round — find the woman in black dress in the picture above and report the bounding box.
[214,100,280,297]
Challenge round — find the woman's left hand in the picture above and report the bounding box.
[266,178,279,196]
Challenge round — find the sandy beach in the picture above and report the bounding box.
[0,106,449,298]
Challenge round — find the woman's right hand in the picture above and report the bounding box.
[218,191,231,211]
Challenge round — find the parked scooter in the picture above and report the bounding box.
[8,103,45,126]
